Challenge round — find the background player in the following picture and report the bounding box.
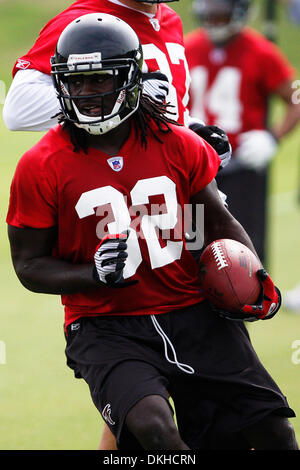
[6,13,297,450]
[185,0,300,265]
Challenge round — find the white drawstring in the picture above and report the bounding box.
[151,315,195,375]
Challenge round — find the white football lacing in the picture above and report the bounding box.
[150,315,195,375]
[211,241,228,270]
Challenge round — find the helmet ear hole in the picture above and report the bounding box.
[51,13,143,135]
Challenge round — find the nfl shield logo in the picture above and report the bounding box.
[107,156,124,172]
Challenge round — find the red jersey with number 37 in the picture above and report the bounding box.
[12,0,190,125]
[185,27,294,151]
[7,124,220,327]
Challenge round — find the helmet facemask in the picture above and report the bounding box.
[51,55,142,135]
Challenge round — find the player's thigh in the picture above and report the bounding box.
[85,359,171,445]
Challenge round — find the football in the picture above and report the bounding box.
[199,239,262,313]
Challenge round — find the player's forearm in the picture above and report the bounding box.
[3,70,59,131]
[191,181,261,262]
[15,256,100,295]
[272,103,300,140]
[204,208,261,262]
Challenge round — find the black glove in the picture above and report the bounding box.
[212,269,281,322]
[142,71,169,103]
[93,232,137,288]
[189,123,232,170]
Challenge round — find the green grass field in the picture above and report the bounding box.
[0,0,300,450]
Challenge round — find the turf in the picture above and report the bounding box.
[0,0,299,449]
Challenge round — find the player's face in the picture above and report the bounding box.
[201,1,232,27]
[67,73,117,118]
[196,0,243,44]
[206,12,231,27]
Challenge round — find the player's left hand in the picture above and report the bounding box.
[142,71,169,103]
[241,269,281,320]
[189,122,232,170]
[214,269,281,322]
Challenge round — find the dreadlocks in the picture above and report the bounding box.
[133,94,180,149]
[56,94,181,154]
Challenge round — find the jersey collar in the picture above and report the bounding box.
[107,0,159,18]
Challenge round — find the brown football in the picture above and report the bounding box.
[199,239,262,312]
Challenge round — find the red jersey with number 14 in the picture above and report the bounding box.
[185,27,294,151]
[12,0,190,125]
[7,123,220,327]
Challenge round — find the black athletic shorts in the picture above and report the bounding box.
[65,302,295,450]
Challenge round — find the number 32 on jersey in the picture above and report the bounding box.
[75,176,183,279]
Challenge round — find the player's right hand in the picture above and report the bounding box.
[93,232,137,288]
[235,130,278,171]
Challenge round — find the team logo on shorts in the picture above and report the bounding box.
[107,156,124,172]
[102,404,116,426]
[16,59,31,70]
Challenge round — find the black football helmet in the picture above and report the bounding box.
[51,13,143,135]
[193,0,250,43]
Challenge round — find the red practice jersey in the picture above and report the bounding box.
[185,27,295,151]
[12,0,191,125]
[7,123,220,327]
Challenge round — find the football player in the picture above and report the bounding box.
[3,0,230,449]
[2,0,231,168]
[7,14,297,450]
[185,0,300,265]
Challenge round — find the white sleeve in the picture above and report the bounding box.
[2,69,60,132]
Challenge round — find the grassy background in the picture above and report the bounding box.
[0,0,300,450]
